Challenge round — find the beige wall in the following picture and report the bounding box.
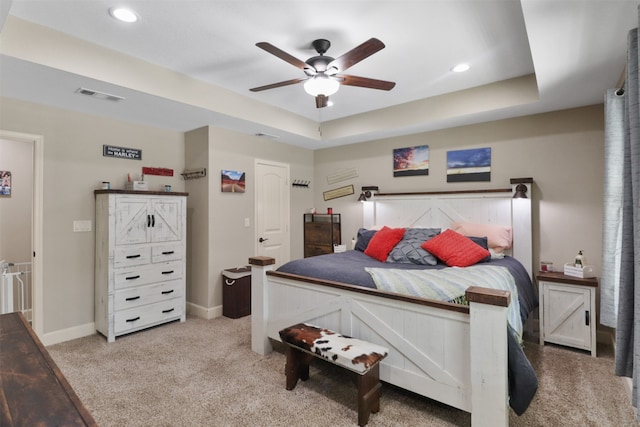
[0,137,32,264]
[0,97,185,334]
[185,126,314,314]
[0,94,606,340]
[314,105,605,278]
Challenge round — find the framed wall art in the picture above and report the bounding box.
[0,171,11,196]
[393,145,429,177]
[221,170,246,193]
[446,147,491,182]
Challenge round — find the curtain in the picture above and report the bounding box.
[601,89,625,328]
[607,8,640,417]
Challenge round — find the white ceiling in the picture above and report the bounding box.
[0,1,637,149]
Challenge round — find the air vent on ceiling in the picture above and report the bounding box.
[75,87,125,102]
[255,132,280,139]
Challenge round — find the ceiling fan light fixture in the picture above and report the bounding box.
[304,75,340,96]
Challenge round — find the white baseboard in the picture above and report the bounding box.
[40,322,96,346]
[36,303,222,346]
[187,301,222,320]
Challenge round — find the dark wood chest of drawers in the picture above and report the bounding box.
[304,213,341,257]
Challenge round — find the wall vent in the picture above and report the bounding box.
[75,87,125,102]
[255,132,280,139]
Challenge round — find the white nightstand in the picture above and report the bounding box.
[536,271,598,357]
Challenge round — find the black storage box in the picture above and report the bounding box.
[222,266,251,318]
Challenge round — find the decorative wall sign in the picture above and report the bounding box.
[103,144,142,160]
[323,184,354,201]
[447,147,491,182]
[221,170,246,193]
[393,145,429,177]
[0,171,11,196]
[142,167,173,176]
[327,167,358,184]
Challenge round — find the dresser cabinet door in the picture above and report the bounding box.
[150,198,183,243]
[115,197,150,245]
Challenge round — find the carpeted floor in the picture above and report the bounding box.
[46,315,637,427]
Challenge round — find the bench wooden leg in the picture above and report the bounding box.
[357,363,382,426]
[284,347,314,390]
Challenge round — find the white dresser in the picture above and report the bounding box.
[95,190,187,342]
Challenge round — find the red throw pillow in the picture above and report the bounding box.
[364,226,406,262]
[421,229,490,267]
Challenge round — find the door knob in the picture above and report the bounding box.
[259,237,268,243]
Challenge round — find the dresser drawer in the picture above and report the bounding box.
[114,246,151,268]
[114,280,184,311]
[152,243,183,263]
[113,298,183,334]
[114,262,183,290]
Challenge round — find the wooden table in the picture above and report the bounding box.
[0,312,97,426]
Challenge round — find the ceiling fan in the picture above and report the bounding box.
[249,38,396,108]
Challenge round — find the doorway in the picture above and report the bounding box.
[254,159,290,268]
[0,130,43,335]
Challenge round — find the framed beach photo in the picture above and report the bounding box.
[446,148,491,182]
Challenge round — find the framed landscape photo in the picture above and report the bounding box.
[221,170,246,193]
[393,145,429,177]
[446,147,491,182]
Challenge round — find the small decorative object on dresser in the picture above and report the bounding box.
[303,213,341,257]
[94,189,188,342]
[536,271,598,356]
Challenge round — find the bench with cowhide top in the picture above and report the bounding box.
[279,323,389,426]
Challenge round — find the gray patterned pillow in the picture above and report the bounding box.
[386,228,440,265]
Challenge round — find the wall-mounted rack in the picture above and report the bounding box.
[292,180,310,188]
[181,168,207,180]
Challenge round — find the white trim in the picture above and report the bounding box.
[40,322,95,346]
[0,130,44,337]
[187,301,221,319]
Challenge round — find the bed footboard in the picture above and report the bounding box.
[249,257,510,427]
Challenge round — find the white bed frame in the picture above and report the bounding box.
[250,179,533,426]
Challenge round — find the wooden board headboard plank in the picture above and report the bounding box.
[363,181,533,279]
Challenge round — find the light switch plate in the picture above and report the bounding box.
[73,220,92,232]
[244,218,250,228]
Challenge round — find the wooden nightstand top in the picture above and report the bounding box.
[535,271,598,287]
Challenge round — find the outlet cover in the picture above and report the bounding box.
[73,220,92,232]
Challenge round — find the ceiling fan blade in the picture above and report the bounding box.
[339,74,396,91]
[327,38,385,73]
[315,95,329,108]
[256,42,309,70]
[249,77,307,92]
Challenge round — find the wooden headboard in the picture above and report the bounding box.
[362,178,533,278]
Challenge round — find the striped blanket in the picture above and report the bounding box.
[365,265,523,339]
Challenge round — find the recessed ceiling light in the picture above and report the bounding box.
[451,63,470,73]
[109,7,138,23]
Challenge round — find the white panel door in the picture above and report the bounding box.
[255,160,290,267]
